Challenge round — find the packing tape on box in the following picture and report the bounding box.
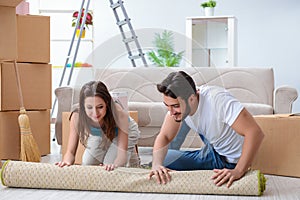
[1,161,266,196]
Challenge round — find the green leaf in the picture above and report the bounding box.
[201,0,216,8]
[147,51,164,66]
[147,30,184,67]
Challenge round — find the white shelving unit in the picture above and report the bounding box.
[186,16,237,67]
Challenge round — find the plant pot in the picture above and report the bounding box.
[76,28,86,38]
[204,7,214,16]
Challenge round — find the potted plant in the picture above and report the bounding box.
[201,0,216,16]
[72,8,93,38]
[147,30,184,67]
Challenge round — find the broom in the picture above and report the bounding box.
[13,60,41,162]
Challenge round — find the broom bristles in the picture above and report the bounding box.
[20,134,41,162]
[18,112,41,162]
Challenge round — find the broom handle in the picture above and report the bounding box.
[13,60,25,112]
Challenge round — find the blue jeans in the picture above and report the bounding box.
[166,121,236,170]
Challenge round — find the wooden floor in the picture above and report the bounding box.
[1,126,300,200]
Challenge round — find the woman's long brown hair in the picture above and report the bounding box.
[77,81,116,147]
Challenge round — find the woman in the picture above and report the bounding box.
[56,81,140,170]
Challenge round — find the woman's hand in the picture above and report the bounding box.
[101,163,118,171]
[55,152,75,168]
[55,160,72,168]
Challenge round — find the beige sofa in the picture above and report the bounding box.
[54,67,298,147]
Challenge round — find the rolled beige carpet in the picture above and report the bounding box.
[1,160,266,196]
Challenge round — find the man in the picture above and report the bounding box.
[148,71,264,187]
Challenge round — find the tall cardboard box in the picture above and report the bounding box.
[0,62,52,111]
[17,15,50,63]
[0,0,23,61]
[0,110,50,160]
[252,114,300,178]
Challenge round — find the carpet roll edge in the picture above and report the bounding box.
[1,160,10,186]
[257,170,267,196]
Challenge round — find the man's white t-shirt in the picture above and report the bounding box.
[184,85,244,164]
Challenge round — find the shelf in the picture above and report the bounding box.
[187,15,235,24]
[186,16,237,67]
[186,15,235,19]
[51,39,94,42]
[39,9,75,14]
[192,47,228,51]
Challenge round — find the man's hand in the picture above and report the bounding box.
[148,165,173,184]
[211,168,244,188]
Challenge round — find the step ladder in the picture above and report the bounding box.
[109,0,148,67]
[50,0,91,135]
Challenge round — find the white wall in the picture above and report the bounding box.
[245,1,299,113]
[216,0,300,113]
[28,0,300,112]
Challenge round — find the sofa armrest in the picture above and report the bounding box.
[274,85,298,114]
[54,86,74,145]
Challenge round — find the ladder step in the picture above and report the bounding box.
[123,37,136,43]
[129,54,143,60]
[109,0,148,67]
[110,2,121,9]
[117,19,129,26]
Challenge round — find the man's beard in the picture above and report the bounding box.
[174,103,191,123]
[174,117,182,123]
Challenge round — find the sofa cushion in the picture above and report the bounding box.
[242,103,273,115]
[128,102,167,127]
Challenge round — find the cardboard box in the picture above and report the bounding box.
[62,111,138,164]
[0,62,52,111]
[17,15,50,63]
[0,110,50,160]
[0,0,23,61]
[252,114,300,178]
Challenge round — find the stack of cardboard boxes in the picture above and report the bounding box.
[0,0,51,161]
